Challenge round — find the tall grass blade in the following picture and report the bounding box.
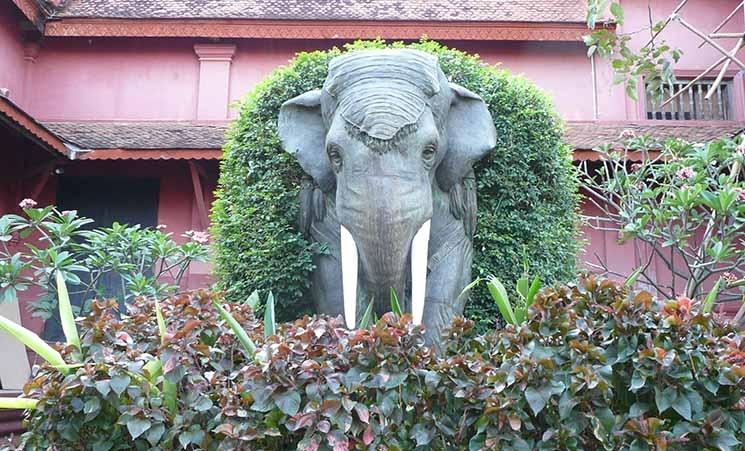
[213,301,257,358]
[246,290,260,310]
[359,298,375,329]
[151,298,177,416]
[0,315,67,373]
[389,288,403,316]
[526,276,541,308]
[153,298,167,344]
[516,278,530,301]
[264,292,276,338]
[703,277,722,314]
[457,277,481,301]
[625,266,642,288]
[56,270,80,351]
[0,397,38,410]
[163,379,177,417]
[487,277,517,325]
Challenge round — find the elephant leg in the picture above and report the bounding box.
[422,238,473,345]
[309,251,343,318]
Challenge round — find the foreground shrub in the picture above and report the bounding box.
[212,39,580,330]
[447,275,745,450]
[14,277,745,450]
[17,291,260,450]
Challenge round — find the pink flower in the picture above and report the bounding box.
[156,224,168,230]
[723,272,738,283]
[676,166,695,180]
[736,188,745,202]
[60,210,74,216]
[18,198,37,209]
[631,163,643,172]
[619,129,637,139]
[187,230,210,244]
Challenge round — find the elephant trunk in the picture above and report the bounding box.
[336,173,432,327]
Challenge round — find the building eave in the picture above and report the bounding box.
[10,0,49,32]
[77,148,223,160]
[0,97,69,158]
[43,18,593,41]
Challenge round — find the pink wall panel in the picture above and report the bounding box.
[448,41,600,120]
[27,38,199,121]
[0,3,29,109]
[228,40,608,121]
[228,39,341,117]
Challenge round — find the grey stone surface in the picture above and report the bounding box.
[278,49,496,343]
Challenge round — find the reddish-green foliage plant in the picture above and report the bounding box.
[17,291,261,450]
[13,277,745,450]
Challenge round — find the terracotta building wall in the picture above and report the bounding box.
[0,2,29,109]
[26,38,200,120]
[26,37,607,122]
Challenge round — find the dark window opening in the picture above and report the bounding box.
[44,177,160,341]
[645,79,732,121]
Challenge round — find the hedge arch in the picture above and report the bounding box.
[212,40,580,332]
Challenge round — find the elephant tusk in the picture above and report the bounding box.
[410,219,431,326]
[340,225,358,328]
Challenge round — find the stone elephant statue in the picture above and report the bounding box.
[278,49,496,342]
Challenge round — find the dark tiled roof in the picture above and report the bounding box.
[43,121,230,149]
[53,0,588,22]
[41,120,744,154]
[566,121,745,150]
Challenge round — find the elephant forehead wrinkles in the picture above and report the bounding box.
[324,49,442,145]
[325,50,440,98]
[339,84,427,142]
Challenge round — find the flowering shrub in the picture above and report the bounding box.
[0,204,209,334]
[581,135,745,315]
[14,277,745,450]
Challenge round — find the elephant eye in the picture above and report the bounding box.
[327,146,343,171]
[422,144,437,168]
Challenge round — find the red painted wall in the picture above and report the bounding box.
[27,38,200,120]
[0,2,29,109]
[25,38,610,122]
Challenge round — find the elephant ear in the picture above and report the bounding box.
[437,83,497,192]
[437,83,497,238]
[278,90,335,192]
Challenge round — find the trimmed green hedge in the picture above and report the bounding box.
[211,40,580,330]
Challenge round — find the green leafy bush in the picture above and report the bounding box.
[15,277,745,450]
[211,40,580,329]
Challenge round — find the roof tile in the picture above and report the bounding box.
[42,120,745,156]
[53,0,588,22]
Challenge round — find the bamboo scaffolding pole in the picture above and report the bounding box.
[709,32,745,39]
[698,1,744,48]
[678,17,745,69]
[706,36,745,100]
[642,0,689,49]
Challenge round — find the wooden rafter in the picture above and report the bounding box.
[188,161,209,231]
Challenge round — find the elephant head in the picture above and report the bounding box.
[278,49,496,328]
